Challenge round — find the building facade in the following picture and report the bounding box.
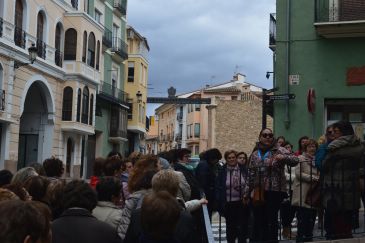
[93,0,129,164]
[273,0,365,147]
[155,104,176,153]
[0,0,103,177]
[156,74,267,156]
[125,25,149,155]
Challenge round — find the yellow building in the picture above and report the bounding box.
[0,0,104,177]
[125,26,149,154]
[155,104,176,153]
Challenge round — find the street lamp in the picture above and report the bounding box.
[14,44,38,69]
[266,71,274,79]
[136,91,142,103]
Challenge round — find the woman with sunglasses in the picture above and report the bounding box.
[244,128,299,243]
[216,150,249,243]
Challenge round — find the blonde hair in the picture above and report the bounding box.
[152,170,179,197]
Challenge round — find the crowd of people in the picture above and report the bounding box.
[0,120,364,243]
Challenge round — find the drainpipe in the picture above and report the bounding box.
[284,0,291,129]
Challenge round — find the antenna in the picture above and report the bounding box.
[234,65,243,75]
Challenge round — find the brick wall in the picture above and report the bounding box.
[213,99,272,157]
[341,0,365,21]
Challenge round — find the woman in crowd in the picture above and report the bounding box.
[236,151,248,167]
[119,154,161,240]
[93,177,123,238]
[321,121,363,240]
[90,157,105,189]
[216,150,249,243]
[292,139,320,242]
[276,136,286,147]
[244,128,299,243]
[294,136,309,156]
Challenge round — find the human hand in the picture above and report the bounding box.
[274,154,286,161]
[199,198,208,205]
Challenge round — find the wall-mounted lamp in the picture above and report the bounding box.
[136,91,142,103]
[266,71,274,79]
[14,44,38,69]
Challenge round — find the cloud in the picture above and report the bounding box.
[127,0,276,112]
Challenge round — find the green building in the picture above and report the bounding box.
[87,0,129,175]
[272,0,365,147]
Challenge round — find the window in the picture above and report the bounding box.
[14,0,25,48]
[82,31,87,62]
[195,104,201,111]
[128,103,133,120]
[87,32,95,67]
[76,89,81,122]
[62,87,73,121]
[55,23,63,67]
[94,9,102,23]
[112,24,119,38]
[36,12,46,59]
[37,12,44,42]
[231,96,238,100]
[82,86,89,124]
[195,146,199,155]
[194,123,200,138]
[140,63,144,84]
[96,41,100,70]
[128,62,135,82]
[64,29,77,60]
[89,94,94,125]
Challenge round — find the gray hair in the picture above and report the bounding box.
[11,167,38,185]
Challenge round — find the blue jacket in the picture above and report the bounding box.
[315,143,329,170]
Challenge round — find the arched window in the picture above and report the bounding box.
[62,86,73,121]
[14,0,25,48]
[96,41,100,70]
[76,88,81,122]
[64,29,77,60]
[55,22,63,67]
[89,94,94,125]
[87,32,95,67]
[81,86,89,124]
[82,31,87,63]
[36,12,46,59]
[0,64,3,111]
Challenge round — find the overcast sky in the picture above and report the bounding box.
[127,0,276,114]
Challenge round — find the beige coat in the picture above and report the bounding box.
[292,153,319,208]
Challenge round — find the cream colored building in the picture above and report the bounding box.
[156,73,269,156]
[155,104,176,153]
[125,26,149,154]
[0,0,104,177]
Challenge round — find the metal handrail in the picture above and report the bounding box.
[102,27,112,48]
[112,37,128,59]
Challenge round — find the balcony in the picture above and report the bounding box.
[36,39,46,59]
[112,37,128,61]
[55,49,63,67]
[175,133,182,141]
[315,0,365,38]
[102,27,112,49]
[113,0,127,16]
[269,13,276,51]
[177,112,183,121]
[109,106,128,143]
[0,90,5,111]
[14,26,26,49]
[61,121,94,135]
[64,60,100,83]
[98,81,129,107]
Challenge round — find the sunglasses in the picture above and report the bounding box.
[262,133,274,138]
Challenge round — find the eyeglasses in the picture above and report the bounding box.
[262,133,274,138]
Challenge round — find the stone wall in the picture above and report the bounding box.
[213,99,272,157]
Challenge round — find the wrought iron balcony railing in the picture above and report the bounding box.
[36,39,46,59]
[71,0,78,10]
[0,90,5,111]
[14,26,26,49]
[269,13,276,51]
[315,0,365,22]
[112,37,128,60]
[55,49,63,67]
[110,128,127,138]
[175,133,182,141]
[114,0,127,16]
[99,81,129,106]
[102,27,112,48]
